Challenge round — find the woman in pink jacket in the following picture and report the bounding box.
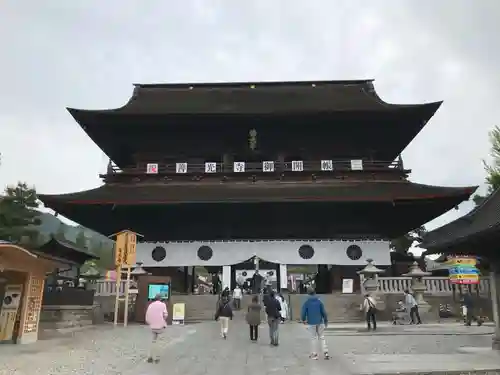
[145,294,168,363]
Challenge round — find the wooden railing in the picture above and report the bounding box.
[103,159,405,177]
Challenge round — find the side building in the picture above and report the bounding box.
[39,80,476,293]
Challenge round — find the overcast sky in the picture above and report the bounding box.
[1,1,499,235]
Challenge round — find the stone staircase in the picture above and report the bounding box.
[170,294,220,323]
[289,293,364,323]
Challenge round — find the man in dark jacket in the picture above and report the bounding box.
[264,290,281,346]
[462,292,483,326]
[301,287,330,360]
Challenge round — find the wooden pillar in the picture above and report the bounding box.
[491,262,500,349]
[183,266,189,294]
[191,266,196,293]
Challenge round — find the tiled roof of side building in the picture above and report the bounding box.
[421,187,500,251]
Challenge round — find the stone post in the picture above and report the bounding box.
[357,258,385,310]
[403,261,431,312]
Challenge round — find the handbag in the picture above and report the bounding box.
[366,297,377,312]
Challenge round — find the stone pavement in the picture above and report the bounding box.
[2,321,500,375]
[326,322,500,374]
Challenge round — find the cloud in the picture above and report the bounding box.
[1,0,499,231]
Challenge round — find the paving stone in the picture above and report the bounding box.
[2,321,500,375]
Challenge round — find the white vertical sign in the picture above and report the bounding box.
[262,161,275,172]
[342,279,354,294]
[205,162,217,173]
[321,160,333,171]
[175,162,187,174]
[350,159,363,171]
[146,163,158,174]
[233,161,245,172]
[279,264,288,290]
[291,160,304,171]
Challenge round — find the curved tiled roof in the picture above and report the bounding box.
[68,80,439,115]
[38,181,476,205]
[421,187,500,252]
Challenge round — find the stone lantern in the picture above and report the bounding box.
[403,261,431,312]
[357,259,385,308]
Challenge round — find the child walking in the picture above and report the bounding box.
[215,296,233,339]
[246,295,262,342]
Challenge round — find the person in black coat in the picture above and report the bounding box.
[264,290,281,346]
[215,297,233,339]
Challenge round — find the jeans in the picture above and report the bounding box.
[149,328,164,360]
[366,308,377,330]
[267,317,279,345]
[249,325,259,340]
[410,306,422,324]
[234,298,241,310]
[308,324,328,354]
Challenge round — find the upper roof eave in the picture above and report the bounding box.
[65,80,443,116]
[132,79,375,89]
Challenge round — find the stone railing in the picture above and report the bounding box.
[377,276,490,296]
[94,280,127,296]
[95,276,491,297]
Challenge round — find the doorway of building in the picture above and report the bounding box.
[231,256,280,293]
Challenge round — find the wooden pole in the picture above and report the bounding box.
[113,265,122,326]
[123,265,131,327]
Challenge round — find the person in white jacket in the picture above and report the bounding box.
[360,293,377,330]
[276,293,288,323]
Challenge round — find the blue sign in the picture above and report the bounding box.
[449,267,479,275]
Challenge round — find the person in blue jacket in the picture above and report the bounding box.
[301,287,330,360]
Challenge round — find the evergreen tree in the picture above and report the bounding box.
[0,182,41,242]
[390,226,426,255]
[474,125,500,205]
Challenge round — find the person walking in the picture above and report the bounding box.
[246,295,262,342]
[462,292,483,326]
[215,296,233,339]
[276,293,288,323]
[145,294,168,364]
[301,287,330,360]
[404,289,422,324]
[264,290,281,346]
[233,285,243,310]
[361,293,377,331]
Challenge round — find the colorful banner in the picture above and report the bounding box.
[446,256,480,284]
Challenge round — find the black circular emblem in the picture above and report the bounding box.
[197,246,213,261]
[346,244,363,260]
[298,245,315,260]
[267,271,274,276]
[151,246,167,262]
[242,271,248,277]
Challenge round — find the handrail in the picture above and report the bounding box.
[104,159,404,176]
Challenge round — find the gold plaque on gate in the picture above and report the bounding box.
[114,233,127,266]
[124,232,137,266]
